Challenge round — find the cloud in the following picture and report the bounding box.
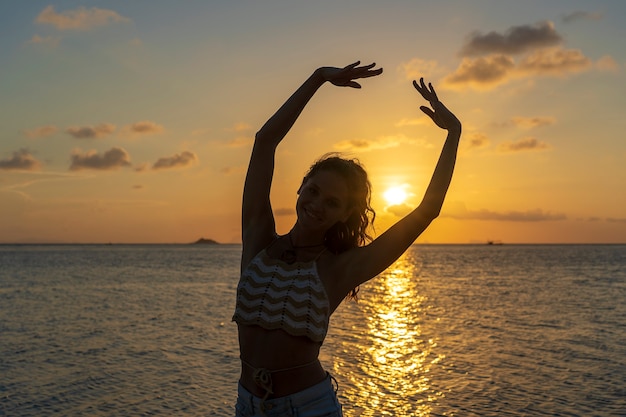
[446,207,566,222]
[583,216,602,222]
[122,121,165,137]
[66,123,116,139]
[596,55,620,72]
[517,48,592,75]
[226,122,253,133]
[511,116,556,129]
[606,217,626,223]
[445,21,609,91]
[497,137,550,153]
[0,149,42,171]
[386,203,413,217]
[459,21,562,57]
[395,117,430,127]
[561,11,604,24]
[27,34,61,48]
[220,165,246,175]
[466,132,490,149]
[152,151,198,170]
[191,128,211,137]
[35,5,130,31]
[23,125,59,138]
[444,48,597,90]
[70,147,131,171]
[225,137,254,148]
[399,58,443,80]
[134,163,149,172]
[274,208,295,216]
[334,134,431,152]
[443,55,516,89]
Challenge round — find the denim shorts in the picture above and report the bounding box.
[235,373,343,417]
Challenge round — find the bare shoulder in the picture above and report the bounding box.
[241,232,276,272]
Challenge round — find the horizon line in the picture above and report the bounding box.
[1,242,625,246]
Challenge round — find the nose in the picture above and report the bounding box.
[308,201,322,214]
[308,197,323,214]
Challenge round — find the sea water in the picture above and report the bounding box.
[1,244,625,416]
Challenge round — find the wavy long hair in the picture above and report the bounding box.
[301,154,376,300]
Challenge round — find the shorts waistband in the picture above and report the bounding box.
[238,372,338,409]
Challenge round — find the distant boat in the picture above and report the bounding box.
[192,238,219,245]
[487,240,503,245]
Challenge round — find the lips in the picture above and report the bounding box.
[303,207,322,222]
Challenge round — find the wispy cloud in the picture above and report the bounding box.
[510,116,556,129]
[224,137,254,148]
[459,21,562,57]
[606,217,626,223]
[66,123,116,139]
[334,134,431,152]
[0,149,42,171]
[274,208,295,216]
[466,132,490,150]
[69,147,131,171]
[0,171,85,201]
[152,151,198,170]
[517,48,592,75]
[121,121,165,137]
[561,11,604,24]
[394,117,430,128]
[446,207,566,222]
[497,137,550,153]
[23,125,59,138]
[220,165,246,175]
[596,55,620,72]
[26,34,61,48]
[399,58,444,80]
[35,5,130,31]
[385,203,412,217]
[226,122,253,133]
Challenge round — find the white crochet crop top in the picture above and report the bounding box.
[232,248,330,343]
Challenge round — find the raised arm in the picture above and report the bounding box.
[241,62,383,268]
[337,78,461,289]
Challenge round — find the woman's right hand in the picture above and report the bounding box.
[317,61,383,89]
[413,78,461,132]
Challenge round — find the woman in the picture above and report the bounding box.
[233,61,461,416]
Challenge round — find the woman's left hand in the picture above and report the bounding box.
[318,61,383,89]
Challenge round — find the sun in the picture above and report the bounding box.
[383,186,408,206]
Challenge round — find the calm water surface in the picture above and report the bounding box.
[1,244,625,416]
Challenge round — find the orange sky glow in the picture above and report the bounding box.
[1,1,625,244]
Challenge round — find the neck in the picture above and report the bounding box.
[288,228,325,249]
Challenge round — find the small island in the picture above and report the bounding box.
[192,238,219,245]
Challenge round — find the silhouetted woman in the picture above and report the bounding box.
[233,61,461,416]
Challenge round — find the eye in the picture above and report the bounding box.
[326,199,340,209]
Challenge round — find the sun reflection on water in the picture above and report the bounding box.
[333,253,445,416]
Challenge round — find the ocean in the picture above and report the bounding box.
[1,244,625,416]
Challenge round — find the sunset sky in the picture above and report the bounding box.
[1,1,625,244]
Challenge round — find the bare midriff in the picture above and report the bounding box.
[237,324,327,398]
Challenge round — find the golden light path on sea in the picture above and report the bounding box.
[332,254,446,416]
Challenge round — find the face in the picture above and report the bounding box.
[296,170,352,234]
